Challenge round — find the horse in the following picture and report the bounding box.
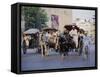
[69,29,78,47]
[39,32,48,56]
[39,31,59,56]
[58,32,76,56]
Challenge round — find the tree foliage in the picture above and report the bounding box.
[22,6,48,30]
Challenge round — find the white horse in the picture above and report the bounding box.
[69,29,79,49]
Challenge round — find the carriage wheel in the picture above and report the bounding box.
[78,47,83,56]
[23,46,28,54]
[40,45,44,56]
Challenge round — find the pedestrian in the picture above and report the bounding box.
[82,32,90,59]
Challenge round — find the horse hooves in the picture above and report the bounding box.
[64,54,66,56]
[23,52,26,54]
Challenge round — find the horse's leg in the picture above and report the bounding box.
[74,36,78,52]
[66,48,69,56]
[41,44,44,56]
[79,46,82,56]
[79,41,83,56]
[41,44,45,57]
[45,44,48,56]
[83,46,87,60]
[55,38,59,52]
[43,43,46,56]
[23,46,27,54]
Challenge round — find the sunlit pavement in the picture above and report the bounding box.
[21,44,95,71]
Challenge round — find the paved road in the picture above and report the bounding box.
[21,44,95,71]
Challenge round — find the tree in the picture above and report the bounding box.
[21,6,48,30]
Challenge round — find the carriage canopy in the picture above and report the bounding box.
[23,28,39,34]
[42,27,58,32]
[64,25,80,31]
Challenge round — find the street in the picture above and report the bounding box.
[21,44,95,71]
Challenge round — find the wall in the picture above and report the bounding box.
[43,7,72,32]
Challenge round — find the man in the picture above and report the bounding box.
[82,32,90,59]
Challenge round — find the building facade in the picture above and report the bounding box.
[42,8,72,32]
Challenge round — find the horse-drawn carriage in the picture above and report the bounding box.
[59,25,83,56]
[63,25,89,59]
[22,24,89,59]
[21,24,87,59]
[23,28,39,54]
[39,24,88,58]
[39,28,59,56]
